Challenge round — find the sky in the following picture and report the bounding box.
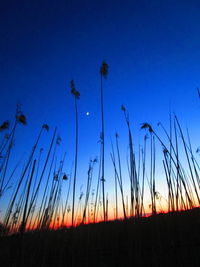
[1,0,200,222]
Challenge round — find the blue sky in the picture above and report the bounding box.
[1,0,200,219]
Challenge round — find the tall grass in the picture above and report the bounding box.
[1,66,200,236]
[70,80,80,227]
[100,61,108,221]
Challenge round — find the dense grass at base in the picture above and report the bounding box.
[1,208,200,267]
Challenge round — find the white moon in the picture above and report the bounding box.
[86,112,90,116]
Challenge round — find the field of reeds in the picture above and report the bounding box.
[1,62,200,266]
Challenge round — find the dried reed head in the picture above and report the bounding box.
[70,80,80,99]
[42,124,49,131]
[100,61,108,78]
[0,121,9,131]
[141,123,153,133]
[16,114,27,125]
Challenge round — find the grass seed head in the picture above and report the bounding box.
[70,80,80,99]
[0,121,9,131]
[63,173,68,180]
[163,147,168,155]
[141,123,153,133]
[42,124,49,131]
[100,61,108,78]
[16,114,27,125]
[93,157,98,163]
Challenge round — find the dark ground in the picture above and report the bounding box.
[1,208,200,267]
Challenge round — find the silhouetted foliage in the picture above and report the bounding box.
[0,121,9,131]
[141,122,153,133]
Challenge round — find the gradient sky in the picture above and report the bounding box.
[1,0,200,220]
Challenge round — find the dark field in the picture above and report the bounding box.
[1,208,200,267]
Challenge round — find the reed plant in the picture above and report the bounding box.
[100,61,108,221]
[70,80,80,227]
[1,68,200,240]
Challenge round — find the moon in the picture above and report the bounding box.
[86,112,90,116]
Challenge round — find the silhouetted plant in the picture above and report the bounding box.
[82,158,97,224]
[100,61,108,221]
[70,80,80,227]
[121,105,139,217]
[62,163,73,227]
[0,107,27,199]
[3,123,49,234]
[93,145,102,223]
[0,121,9,131]
[27,127,57,226]
[20,159,36,235]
